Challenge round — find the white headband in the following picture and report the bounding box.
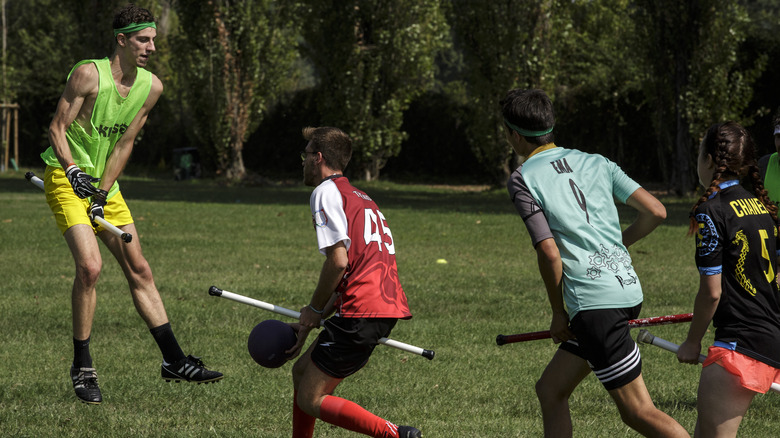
[775,125,780,135]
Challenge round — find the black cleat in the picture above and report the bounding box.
[70,366,102,404]
[161,355,223,383]
[397,425,422,438]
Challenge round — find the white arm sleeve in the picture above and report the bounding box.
[310,180,351,255]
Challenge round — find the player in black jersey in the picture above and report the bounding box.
[679,121,780,437]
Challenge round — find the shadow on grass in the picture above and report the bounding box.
[4,170,515,215]
[4,170,697,221]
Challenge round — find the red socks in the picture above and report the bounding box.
[292,391,316,438]
[319,395,399,438]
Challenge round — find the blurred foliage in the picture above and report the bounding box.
[632,0,765,194]
[300,0,450,181]
[1,0,778,190]
[445,0,566,184]
[170,0,301,180]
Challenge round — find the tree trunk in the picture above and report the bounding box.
[359,158,381,182]
[671,0,698,196]
[674,108,692,195]
[226,141,246,181]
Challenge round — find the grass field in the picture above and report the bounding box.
[1,169,779,437]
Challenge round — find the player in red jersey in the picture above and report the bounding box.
[286,126,420,438]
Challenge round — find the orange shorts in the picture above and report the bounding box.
[703,346,780,393]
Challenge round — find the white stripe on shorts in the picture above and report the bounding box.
[592,343,641,384]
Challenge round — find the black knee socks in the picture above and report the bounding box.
[74,324,187,368]
[150,322,186,364]
[73,336,92,368]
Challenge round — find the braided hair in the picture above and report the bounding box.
[688,121,778,235]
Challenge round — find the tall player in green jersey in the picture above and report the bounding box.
[40,4,221,405]
[502,89,688,437]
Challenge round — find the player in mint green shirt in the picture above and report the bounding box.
[502,89,687,437]
[41,4,221,405]
[512,146,644,317]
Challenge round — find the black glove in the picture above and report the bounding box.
[65,164,101,198]
[88,189,108,227]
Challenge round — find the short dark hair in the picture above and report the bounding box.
[500,89,555,146]
[113,4,155,31]
[302,126,352,171]
[773,106,780,129]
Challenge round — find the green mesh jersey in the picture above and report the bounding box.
[508,146,643,318]
[41,58,152,198]
[763,153,780,204]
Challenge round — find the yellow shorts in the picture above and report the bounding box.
[44,165,133,235]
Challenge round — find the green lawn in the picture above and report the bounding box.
[1,169,779,437]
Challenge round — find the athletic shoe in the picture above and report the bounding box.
[161,355,223,383]
[397,425,422,438]
[70,365,102,404]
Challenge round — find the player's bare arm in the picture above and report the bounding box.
[286,242,348,358]
[678,273,721,364]
[303,242,348,327]
[48,63,99,169]
[535,238,573,343]
[99,74,163,192]
[622,187,666,248]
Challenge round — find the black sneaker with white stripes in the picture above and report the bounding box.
[397,425,422,438]
[70,365,102,404]
[161,355,223,383]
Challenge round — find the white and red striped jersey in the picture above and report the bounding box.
[310,176,412,319]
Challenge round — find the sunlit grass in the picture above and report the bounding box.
[1,169,778,437]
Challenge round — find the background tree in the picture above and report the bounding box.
[552,0,649,178]
[633,0,765,194]
[684,2,766,141]
[736,0,780,156]
[446,0,566,186]
[171,0,300,180]
[2,0,779,189]
[300,0,449,181]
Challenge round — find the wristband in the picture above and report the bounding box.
[92,189,108,203]
[308,304,325,314]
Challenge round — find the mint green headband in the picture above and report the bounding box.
[114,22,156,37]
[504,119,554,137]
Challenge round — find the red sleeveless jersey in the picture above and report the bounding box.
[310,176,412,319]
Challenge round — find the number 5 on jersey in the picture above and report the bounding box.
[759,228,776,284]
[364,208,395,254]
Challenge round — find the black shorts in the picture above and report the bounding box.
[559,304,642,390]
[310,317,397,379]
